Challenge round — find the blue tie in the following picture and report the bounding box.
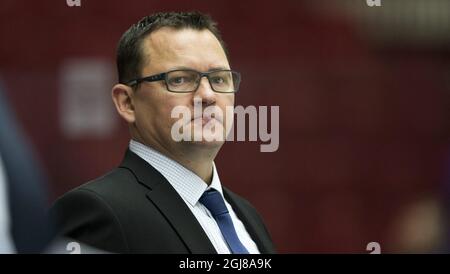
[199,189,249,254]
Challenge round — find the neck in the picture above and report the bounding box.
[158,144,217,184]
[132,135,219,184]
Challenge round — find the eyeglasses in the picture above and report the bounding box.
[126,69,241,93]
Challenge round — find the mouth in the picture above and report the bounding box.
[191,113,223,125]
[192,116,219,126]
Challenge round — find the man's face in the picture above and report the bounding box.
[131,27,235,154]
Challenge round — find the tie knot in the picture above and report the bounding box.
[199,189,229,217]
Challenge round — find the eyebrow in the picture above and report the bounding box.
[169,66,230,72]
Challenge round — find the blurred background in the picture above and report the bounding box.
[0,0,449,253]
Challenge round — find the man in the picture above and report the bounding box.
[52,11,275,254]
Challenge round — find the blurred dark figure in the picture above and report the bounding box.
[0,80,54,253]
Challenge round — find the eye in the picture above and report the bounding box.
[172,77,184,84]
[211,76,225,84]
[169,76,191,85]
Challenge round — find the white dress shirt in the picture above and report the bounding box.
[0,154,15,253]
[129,140,260,254]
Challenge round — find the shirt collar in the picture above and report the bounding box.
[208,164,224,196]
[129,140,223,206]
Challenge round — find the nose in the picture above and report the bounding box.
[194,76,216,107]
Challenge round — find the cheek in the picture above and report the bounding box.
[161,96,192,126]
[134,94,162,129]
[135,104,156,131]
[215,95,234,125]
[217,94,235,109]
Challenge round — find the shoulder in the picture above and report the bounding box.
[223,186,276,253]
[76,167,137,194]
[223,187,256,211]
[57,167,146,206]
[52,166,152,221]
[50,167,143,253]
[223,187,268,225]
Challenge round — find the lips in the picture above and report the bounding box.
[192,115,219,126]
[191,113,223,124]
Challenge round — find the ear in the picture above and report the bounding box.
[112,84,136,123]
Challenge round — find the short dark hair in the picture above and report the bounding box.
[116,11,228,85]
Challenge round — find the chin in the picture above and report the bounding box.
[187,131,226,148]
[187,121,227,145]
[194,137,225,146]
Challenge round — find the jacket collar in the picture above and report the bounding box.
[119,149,275,254]
[223,188,276,254]
[119,149,217,254]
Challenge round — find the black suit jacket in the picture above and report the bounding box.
[52,149,276,254]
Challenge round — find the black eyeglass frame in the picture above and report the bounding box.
[125,69,241,93]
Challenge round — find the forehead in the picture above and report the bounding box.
[141,27,229,73]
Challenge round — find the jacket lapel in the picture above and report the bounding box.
[223,188,276,254]
[120,149,217,254]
